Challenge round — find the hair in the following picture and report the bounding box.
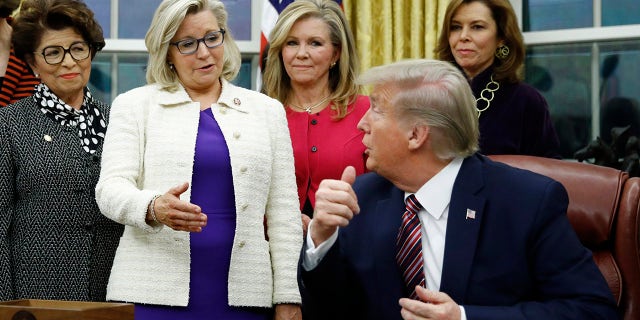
[358,59,479,160]
[262,0,360,119]
[435,0,525,83]
[0,0,21,18]
[145,0,241,91]
[11,0,105,65]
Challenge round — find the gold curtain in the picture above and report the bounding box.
[343,0,449,72]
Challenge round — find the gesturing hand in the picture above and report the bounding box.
[0,18,11,50]
[310,166,360,246]
[274,303,301,320]
[0,18,12,76]
[150,182,207,232]
[399,286,462,320]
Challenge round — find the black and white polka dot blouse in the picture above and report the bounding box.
[33,83,107,154]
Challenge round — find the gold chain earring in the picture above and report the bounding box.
[495,44,510,59]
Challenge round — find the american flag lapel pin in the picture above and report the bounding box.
[466,209,476,220]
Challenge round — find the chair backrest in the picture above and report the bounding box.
[490,155,640,320]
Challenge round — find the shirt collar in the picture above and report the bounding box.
[405,157,464,220]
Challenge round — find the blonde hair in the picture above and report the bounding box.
[262,0,360,119]
[145,0,241,91]
[358,59,479,160]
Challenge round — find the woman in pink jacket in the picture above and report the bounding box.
[263,0,369,232]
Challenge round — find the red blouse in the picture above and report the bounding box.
[286,95,370,212]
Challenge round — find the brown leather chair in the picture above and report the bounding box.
[490,155,640,320]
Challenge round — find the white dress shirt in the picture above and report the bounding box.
[303,157,467,319]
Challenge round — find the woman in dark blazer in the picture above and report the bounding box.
[436,0,560,158]
[0,0,122,302]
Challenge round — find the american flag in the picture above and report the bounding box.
[257,0,342,90]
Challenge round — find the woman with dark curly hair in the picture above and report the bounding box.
[0,0,123,301]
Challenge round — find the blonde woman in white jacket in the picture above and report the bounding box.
[95,0,302,319]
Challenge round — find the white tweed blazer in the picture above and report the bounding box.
[95,80,302,307]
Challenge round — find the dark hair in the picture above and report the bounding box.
[0,0,20,18]
[12,0,105,64]
[435,0,525,83]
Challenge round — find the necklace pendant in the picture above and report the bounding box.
[475,74,499,118]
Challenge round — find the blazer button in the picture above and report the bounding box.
[83,222,94,232]
[311,146,317,152]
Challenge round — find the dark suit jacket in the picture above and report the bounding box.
[301,154,617,320]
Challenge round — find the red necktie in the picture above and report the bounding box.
[396,194,425,299]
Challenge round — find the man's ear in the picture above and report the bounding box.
[408,124,429,151]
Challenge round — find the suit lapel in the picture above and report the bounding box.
[439,155,486,303]
[371,188,406,295]
[371,187,405,259]
[26,103,84,160]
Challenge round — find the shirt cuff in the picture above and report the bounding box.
[302,220,339,271]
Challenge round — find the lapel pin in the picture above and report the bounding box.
[44,134,53,142]
[233,97,241,106]
[466,209,476,220]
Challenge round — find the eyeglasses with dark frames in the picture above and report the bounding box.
[170,29,226,55]
[37,41,92,65]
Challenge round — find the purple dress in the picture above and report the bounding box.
[135,108,272,319]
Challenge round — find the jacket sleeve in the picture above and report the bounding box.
[95,89,161,232]
[264,100,303,304]
[522,88,561,159]
[0,111,14,300]
[464,181,618,320]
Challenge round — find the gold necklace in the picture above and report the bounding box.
[476,74,500,118]
[289,95,330,114]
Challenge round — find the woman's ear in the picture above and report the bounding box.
[332,47,341,65]
[27,60,39,78]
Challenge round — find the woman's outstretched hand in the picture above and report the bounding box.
[149,182,207,232]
